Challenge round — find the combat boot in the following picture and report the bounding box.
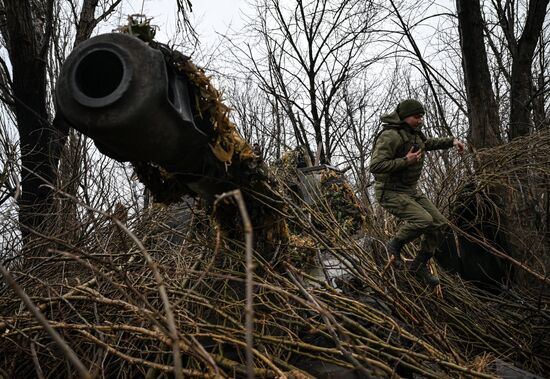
[386,238,404,269]
[410,251,440,286]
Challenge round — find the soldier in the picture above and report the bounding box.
[370,99,465,285]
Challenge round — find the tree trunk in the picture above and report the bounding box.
[456,0,501,149]
[3,0,63,243]
[455,0,520,283]
[509,57,534,138]
[2,0,111,246]
[508,0,549,139]
[532,68,549,130]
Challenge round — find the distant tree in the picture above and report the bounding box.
[457,0,550,142]
[224,77,287,160]
[491,0,550,139]
[335,80,380,208]
[235,0,380,164]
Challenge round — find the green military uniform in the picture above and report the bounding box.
[370,100,455,284]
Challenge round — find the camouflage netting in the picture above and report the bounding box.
[130,50,258,204]
[447,129,550,287]
[315,169,366,236]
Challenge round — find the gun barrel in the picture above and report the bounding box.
[56,33,208,165]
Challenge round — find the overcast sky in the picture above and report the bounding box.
[118,0,248,46]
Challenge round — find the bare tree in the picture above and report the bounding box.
[491,0,550,139]
[532,33,550,130]
[335,80,381,208]
[461,0,550,140]
[234,0,380,164]
[1,0,58,242]
[224,76,288,160]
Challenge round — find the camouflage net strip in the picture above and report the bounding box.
[146,36,256,166]
[174,58,256,165]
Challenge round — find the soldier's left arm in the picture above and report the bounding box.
[424,136,455,151]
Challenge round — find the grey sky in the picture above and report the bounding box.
[119,0,248,45]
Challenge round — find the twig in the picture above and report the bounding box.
[30,340,45,379]
[214,189,256,379]
[285,264,374,379]
[0,263,91,379]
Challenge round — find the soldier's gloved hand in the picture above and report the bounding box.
[405,146,422,162]
[453,138,465,153]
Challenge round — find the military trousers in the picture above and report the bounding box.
[376,188,447,253]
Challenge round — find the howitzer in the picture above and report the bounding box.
[56,32,256,201]
[55,31,290,258]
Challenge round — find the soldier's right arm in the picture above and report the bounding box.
[369,130,410,174]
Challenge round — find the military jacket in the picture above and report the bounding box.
[369,111,454,191]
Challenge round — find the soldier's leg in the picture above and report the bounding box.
[408,192,447,286]
[377,190,434,245]
[412,192,448,253]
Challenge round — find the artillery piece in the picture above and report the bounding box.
[57,33,203,165]
[56,31,259,202]
[55,29,292,262]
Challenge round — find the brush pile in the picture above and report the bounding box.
[1,170,549,378]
